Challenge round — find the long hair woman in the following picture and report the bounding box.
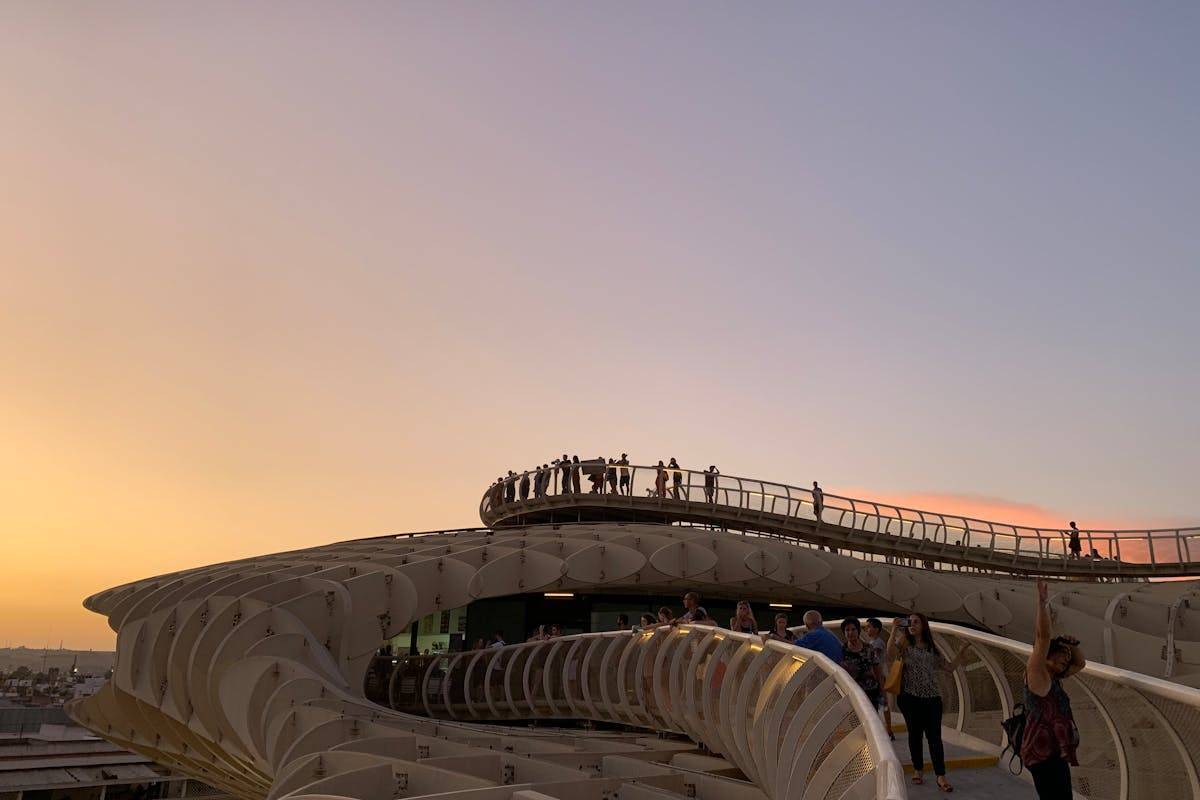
[729,600,758,634]
[887,612,970,792]
[767,613,791,642]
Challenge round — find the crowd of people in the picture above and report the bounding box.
[446,579,1080,800]
[489,465,1122,577]
[488,455,730,504]
[493,585,1080,799]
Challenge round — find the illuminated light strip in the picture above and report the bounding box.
[543,592,575,598]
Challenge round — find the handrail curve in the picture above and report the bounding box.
[482,463,1200,577]
[400,626,906,800]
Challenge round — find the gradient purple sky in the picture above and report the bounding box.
[3,2,1198,648]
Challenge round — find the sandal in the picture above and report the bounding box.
[911,773,924,785]
[937,776,953,793]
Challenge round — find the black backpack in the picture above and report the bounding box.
[1000,703,1027,774]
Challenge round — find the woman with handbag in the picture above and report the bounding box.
[1023,579,1084,799]
[887,613,970,792]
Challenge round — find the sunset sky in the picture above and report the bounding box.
[3,3,1198,650]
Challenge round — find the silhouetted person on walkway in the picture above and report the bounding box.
[618,454,631,494]
[559,455,571,493]
[586,457,605,493]
[812,481,824,520]
[606,458,618,494]
[504,470,516,504]
[704,465,719,503]
[669,457,683,499]
[654,461,668,498]
[571,455,582,493]
[615,613,629,631]
[519,471,531,501]
[1068,521,1081,560]
[657,607,673,625]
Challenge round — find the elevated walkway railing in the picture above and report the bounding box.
[481,464,1200,577]
[393,626,906,800]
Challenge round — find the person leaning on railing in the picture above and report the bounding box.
[703,465,719,502]
[672,591,715,626]
[669,457,683,499]
[729,600,758,634]
[1023,579,1084,800]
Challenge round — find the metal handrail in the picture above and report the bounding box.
[403,626,906,800]
[481,463,1200,572]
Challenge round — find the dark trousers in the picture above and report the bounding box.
[1029,756,1073,799]
[897,693,946,776]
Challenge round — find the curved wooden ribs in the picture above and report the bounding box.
[66,522,1200,800]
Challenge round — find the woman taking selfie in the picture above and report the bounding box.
[887,613,970,792]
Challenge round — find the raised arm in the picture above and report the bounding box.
[1027,579,1053,695]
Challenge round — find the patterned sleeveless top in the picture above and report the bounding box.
[1021,679,1079,767]
[901,646,945,698]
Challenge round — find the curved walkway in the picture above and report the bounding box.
[67,521,1200,800]
[404,626,904,800]
[483,464,1200,578]
[395,619,1200,800]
